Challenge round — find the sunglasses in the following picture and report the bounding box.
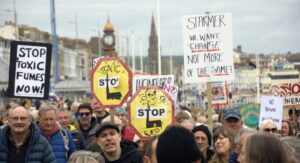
[78,112,91,117]
[264,128,277,132]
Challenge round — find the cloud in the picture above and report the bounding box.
[0,0,299,55]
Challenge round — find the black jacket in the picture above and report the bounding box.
[104,141,143,163]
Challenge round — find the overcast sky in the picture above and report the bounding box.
[1,0,299,56]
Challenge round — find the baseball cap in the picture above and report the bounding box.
[223,109,242,120]
[95,122,120,137]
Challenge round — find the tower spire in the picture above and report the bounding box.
[150,14,157,36]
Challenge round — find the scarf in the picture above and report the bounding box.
[39,122,60,139]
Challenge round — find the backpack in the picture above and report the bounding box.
[59,126,70,157]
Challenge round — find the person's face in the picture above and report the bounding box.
[222,117,243,131]
[238,142,246,163]
[136,139,146,151]
[263,122,277,135]
[39,110,56,132]
[57,111,70,129]
[215,134,231,155]
[96,128,121,155]
[116,112,127,126]
[144,138,158,163]
[8,107,31,135]
[150,138,158,163]
[78,108,92,125]
[194,131,209,153]
[237,133,249,162]
[180,120,194,132]
[281,121,289,137]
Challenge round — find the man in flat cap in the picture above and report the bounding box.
[95,122,143,163]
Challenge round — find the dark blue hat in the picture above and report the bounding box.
[223,109,242,120]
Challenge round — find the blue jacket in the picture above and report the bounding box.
[0,123,56,163]
[41,128,76,163]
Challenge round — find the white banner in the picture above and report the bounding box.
[259,96,283,130]
[132,75,174,94]
[182,13,234,83]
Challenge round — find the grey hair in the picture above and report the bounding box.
[281,136,300,163]
[235,128,257,144]
[56,108,70,114]
[68,150,105,163]
[259,119,276,131]
[38,104,57,118]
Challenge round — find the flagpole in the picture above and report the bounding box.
[131,31,135,72]
[256,54,260,103]
[169,44,173,75]
[157,0,161,75]
[139,37,143,72]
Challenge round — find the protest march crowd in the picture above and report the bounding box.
[0,97,300,163]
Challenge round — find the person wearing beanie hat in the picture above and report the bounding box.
[156,125,203,163]
[192,125,215,163]
[114,106,136,142]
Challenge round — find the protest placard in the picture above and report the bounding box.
[259,96,283,130]
[7,41,52,99]
[211,81,228,105]
[270,82,300,106]
[182,13,234,83]
[132,75,174,94]
[239,104,260,128]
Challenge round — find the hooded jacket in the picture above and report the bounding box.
[104,141,143,163]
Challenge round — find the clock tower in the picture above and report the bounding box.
[102,18,116,57]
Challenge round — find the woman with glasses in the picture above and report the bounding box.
[258,119,279,136]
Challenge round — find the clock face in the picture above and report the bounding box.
[103,35,114,46]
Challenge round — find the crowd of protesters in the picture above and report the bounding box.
[0,97,300,163]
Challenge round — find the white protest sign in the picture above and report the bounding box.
[259,96,283,130]
[182,13,234,83]
[132,75,174,94]
[161,82,178,103]
[93,56,105,68]
[8,41,52,99]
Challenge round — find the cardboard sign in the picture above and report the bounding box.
[259,96,283,130]
[7,41,52,99]
[211,81,228,105]
[128,87,175,138]
[182,13,234,83]
[270,82,300,106]
[132,75,174,94]
[239,104,260,128]
[91,57,132,108]
[92,56,105,68]
[161,82,178,104]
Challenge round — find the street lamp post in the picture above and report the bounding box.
[69,12,79,51]
[50,0,59,84]
[5,0,18,40]
[92,20,102,56]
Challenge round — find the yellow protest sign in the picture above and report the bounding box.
[91,57,132,108]
[128,87,175,138]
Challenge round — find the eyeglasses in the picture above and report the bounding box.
[10,116,29,122]
[78,112,91,117]
[264,128,277,132]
